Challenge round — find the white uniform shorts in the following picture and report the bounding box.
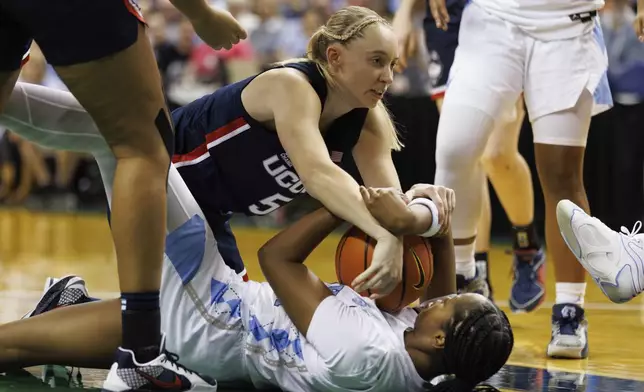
[445,1,612,145]
[159,165,259,387]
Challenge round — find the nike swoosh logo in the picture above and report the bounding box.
[135,369,183,389]
[409,247,427,290]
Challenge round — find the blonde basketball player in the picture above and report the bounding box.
[3,7,420,303]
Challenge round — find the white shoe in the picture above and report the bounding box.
[556,199,644,303]
[102,336,217,392]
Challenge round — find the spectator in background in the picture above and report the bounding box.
[148,12,169,48]
[250,0,287,68]
[279,8,325,58]
[602,0,644,104]
[600,0,644,227]
[155,18,198,109]
[310,0,334,18]
[281,0,309,18]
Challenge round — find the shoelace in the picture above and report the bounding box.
[514,259,540,289]
[621,221,643,244]
[161,350,197,376]
[508,249,541,286]
[555,317,580,336]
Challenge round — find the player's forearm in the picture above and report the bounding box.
[392,204,436,236]
[258,208,342,266]
[421,231,457,302]
[303,165,394,241]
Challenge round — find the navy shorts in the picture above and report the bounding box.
[423,0,468,100]
[0,0,145,71]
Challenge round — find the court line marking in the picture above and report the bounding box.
[506,360,644,382]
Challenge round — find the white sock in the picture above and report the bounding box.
[555,282,587,307]
[455,243,476,279]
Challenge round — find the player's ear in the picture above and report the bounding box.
[431,330,446,349]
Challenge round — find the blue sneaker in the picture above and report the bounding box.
[102,337,217,392]
[509,248,546,313]
[547,303,589,359]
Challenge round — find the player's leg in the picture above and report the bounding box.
[5,2,211,389]
[53,26,172,369]
[481,98,544,312]
[525,20,611,359]
[14,0,173,378]
[434,2,523,297]
[0,299,121,371]
[533,93,591,359]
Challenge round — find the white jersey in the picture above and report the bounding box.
[240,281,428,391]
[472,0,605,40]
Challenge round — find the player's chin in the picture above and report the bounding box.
[363,90,384,108]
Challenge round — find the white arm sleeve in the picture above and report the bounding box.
[0,82,197,233]
[0,82,118,207]
[0,82,109,154]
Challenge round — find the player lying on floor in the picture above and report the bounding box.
[0,70,513,392]
[0,173,513,392]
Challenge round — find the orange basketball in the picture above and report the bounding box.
[335,225,434,312]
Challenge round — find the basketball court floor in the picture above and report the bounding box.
[0,208,642,391]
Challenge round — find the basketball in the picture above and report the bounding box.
[335,225,434,312]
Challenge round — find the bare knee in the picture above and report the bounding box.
[480,147,520,172]
[112,143,171,176]
[107,107,174,167]
[535,144,585,198]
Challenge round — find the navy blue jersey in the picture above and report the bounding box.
[423,0,469,98]
[171,61,368,221]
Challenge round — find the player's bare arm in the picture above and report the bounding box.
[258,208,342,336]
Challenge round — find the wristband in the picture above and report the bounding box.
[408,197,441,237]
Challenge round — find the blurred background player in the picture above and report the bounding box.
[426,0,612,360]
[0,0,246,390]
[392,0,541,304]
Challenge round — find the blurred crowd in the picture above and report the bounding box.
[0,0,643,224]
